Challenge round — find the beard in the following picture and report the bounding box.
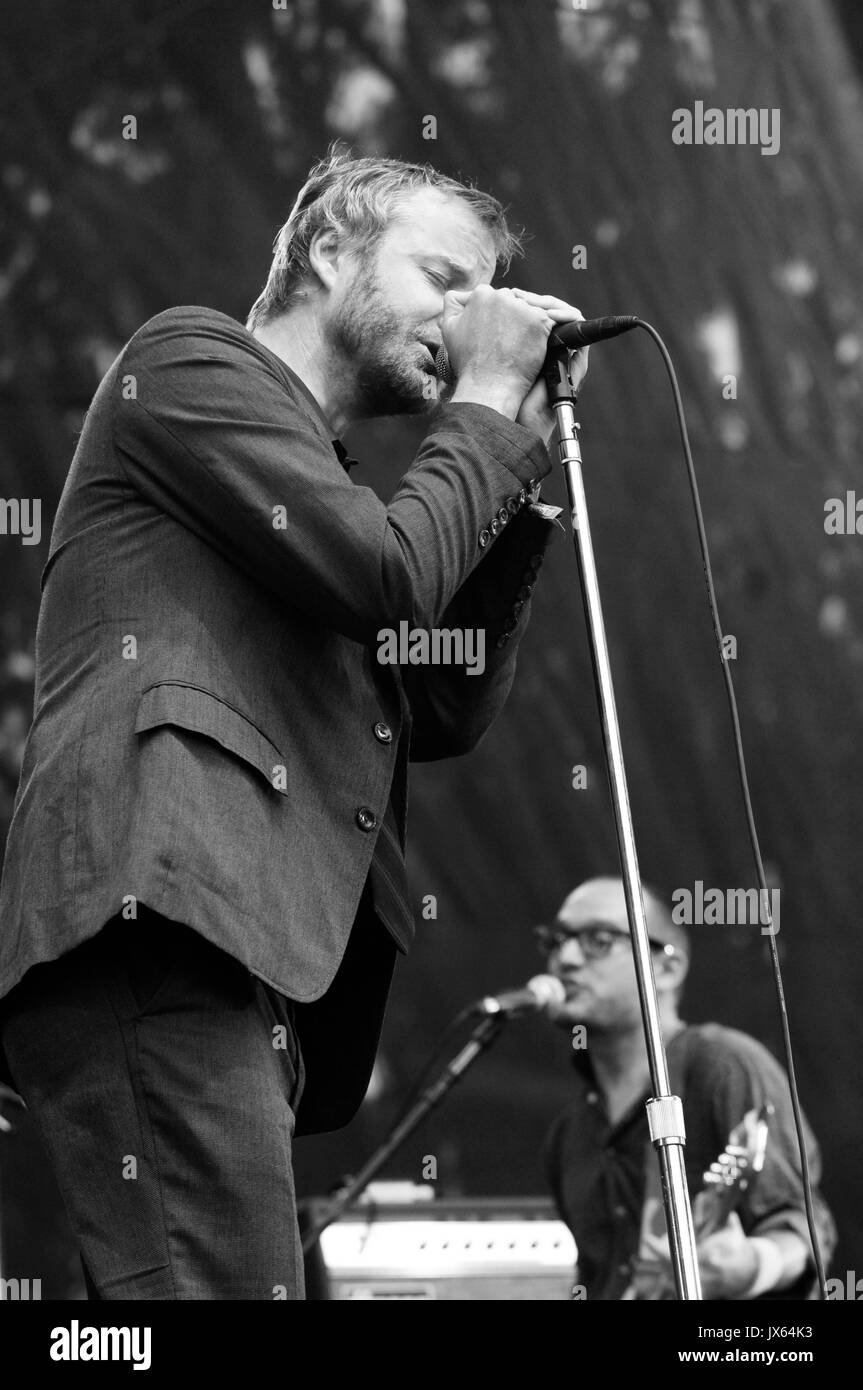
[328,265,437,418]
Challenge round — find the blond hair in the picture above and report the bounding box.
[247,146,522,328]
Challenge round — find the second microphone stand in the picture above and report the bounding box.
[544,349,702,1301]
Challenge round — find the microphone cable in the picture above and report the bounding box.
[617,319,828,1298]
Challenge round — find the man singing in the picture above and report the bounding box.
[0,150,587,1299]
[540,877,835,1300]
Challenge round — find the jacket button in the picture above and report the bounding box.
[356,807,377,832]
[496,633,510,649]
[517,488,527,505]
[373,721,393,743]
[478,528,491,548]
[507,497,520,515]
[490,518,501,536]
[503,615,518,633]
[517,585,532,601]
[497,506,509,526]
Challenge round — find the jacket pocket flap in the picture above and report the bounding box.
[134,682,287,794]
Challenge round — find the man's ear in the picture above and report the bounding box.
[308,226,347,293]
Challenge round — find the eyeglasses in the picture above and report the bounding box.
[533,923,676,961]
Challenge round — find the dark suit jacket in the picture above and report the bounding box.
[0,306,558,1129]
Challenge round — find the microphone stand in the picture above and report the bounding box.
[300,1011,505,1257]
[543,348,702,1301]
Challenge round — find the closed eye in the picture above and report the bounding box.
[424,269,448,289]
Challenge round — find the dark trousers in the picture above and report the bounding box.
[0,906,306,1300]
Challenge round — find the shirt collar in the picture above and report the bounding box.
[277,366,359,472]
[332,438,360,473]
[247,330,360,474]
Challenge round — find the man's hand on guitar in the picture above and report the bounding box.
[627,1212,769,1300]
[696,1212,760,1299]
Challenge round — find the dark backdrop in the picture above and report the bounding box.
[1,0,861,1295]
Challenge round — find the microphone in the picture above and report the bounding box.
[549,314,639,349]
[435,315,639,387]
[475,973,566,1017]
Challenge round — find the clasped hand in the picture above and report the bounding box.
[442,285,589,444]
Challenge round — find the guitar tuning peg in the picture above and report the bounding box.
[708,1166,734,1185]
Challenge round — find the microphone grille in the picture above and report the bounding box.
[435,344,454,388]
[527,974,566,1010]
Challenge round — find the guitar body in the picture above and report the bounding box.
[619,1104,771,1301]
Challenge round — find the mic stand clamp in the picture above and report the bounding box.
[543,345,702,1301]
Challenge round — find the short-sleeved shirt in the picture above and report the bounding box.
[544,1022,835,1300]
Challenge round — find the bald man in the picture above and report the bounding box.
[538,877,835,1301]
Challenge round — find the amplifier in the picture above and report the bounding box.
[301,1194,577,1300]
